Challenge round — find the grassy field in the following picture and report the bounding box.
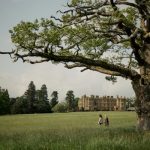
[0,111,150,150]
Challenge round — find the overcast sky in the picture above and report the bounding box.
[0,0,135,101]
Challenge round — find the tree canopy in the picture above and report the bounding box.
[1,0,150,81]
[65,90,75,111]
[10,82,51,114]
[50,91,58,109]
[0,87,10,115]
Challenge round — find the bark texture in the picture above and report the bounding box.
[132,67,150,130]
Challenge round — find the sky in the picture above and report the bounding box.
[0,0,135,101]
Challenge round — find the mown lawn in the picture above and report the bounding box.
[0,111,150,150]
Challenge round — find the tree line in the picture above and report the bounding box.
[0,81,79,115]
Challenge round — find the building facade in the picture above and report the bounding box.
[78,95,126,111]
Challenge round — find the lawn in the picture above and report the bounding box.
[0,111,150,150]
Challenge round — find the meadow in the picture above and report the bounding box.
[0,111,150,150]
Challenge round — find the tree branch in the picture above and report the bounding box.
[1,49,139,80]
[65,63,122,76]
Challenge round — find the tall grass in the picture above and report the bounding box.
[0,112,149,150]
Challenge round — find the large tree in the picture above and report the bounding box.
[0,0,150,130]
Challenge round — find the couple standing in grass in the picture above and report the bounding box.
[98,114,109,126]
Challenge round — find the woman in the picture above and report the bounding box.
[104,114,109,126]
[98,114,103,125]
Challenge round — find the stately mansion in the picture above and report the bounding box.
[78,95,126,111]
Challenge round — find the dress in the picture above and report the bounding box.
[98,117,103,125]
[105,117,109,126]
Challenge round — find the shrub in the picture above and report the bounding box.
[52,102,68,112]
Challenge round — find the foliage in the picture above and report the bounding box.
[105,75,117,84]
[23,81,36,113]
[52,102,68,112]
[126,97,136,109]
[74,97,80,111]
[10,82,51,114]
[34,84,50,113]
[40,84,48,101]
[50,91,58,109]
[65,91,79,112]
[1,1,150,78]
[0,87,10,115]
[10,97,28,114]
[3,0,148,80]
[65,90,75,112]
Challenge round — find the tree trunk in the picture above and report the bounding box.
[132,67,150,130]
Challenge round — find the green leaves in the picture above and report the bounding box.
[6,0,144,79]
[10,21,39,49]
[9,18,61,52]
[0,87,10,115]
[122,7,138,27]
[71,0,82,6]
[105,75,117,84]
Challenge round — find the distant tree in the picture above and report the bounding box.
[10,97,17,114]
[65,90,75,112]
[126,97,136,109]
[50,91,58,109]
[52,102,68,113]
[34,84,50,113]
[40,84,48,101]
[11,97,28,114]
[40,84,50,112]
[35,90,41,101]
[24,81,36,113]
[10,83,51,114]
[10,98,16,113]
[0,88,10,115]
[74,97,79,111]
